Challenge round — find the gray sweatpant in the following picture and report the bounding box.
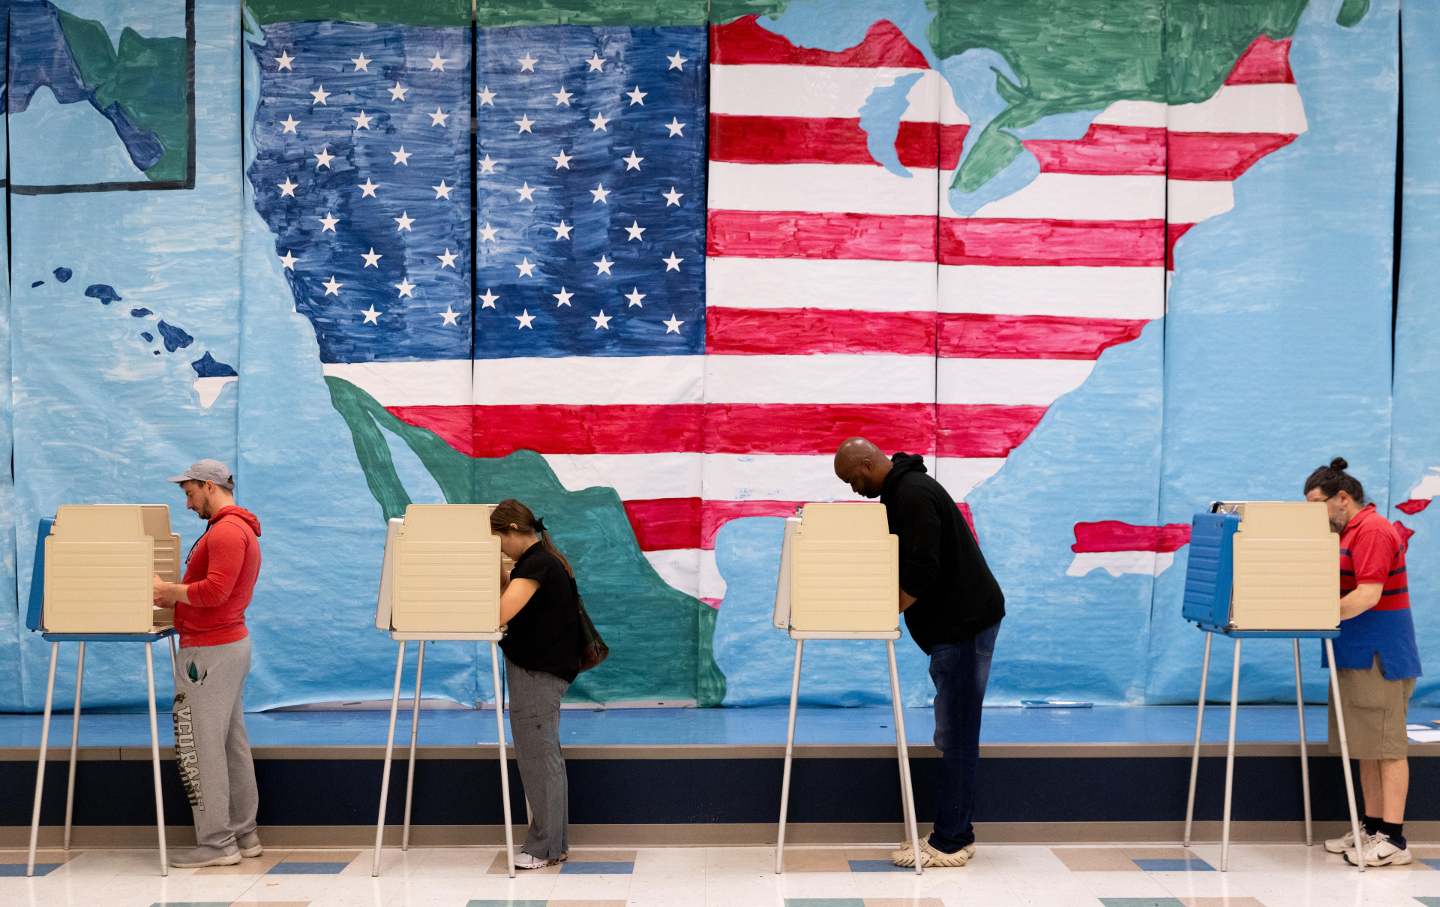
[505,657,570,860]
[171,636,259,851]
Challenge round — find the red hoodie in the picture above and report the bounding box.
[176,505,262,648]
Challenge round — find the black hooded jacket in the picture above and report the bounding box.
[879,452,1005,652]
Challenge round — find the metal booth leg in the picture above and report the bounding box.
[775,638,804,874]
[1326,639,1365,874]
[63,641,86,851]
[1183,632,1213,848]
[26,642,61,877]
[1293,639,1313,847]
[144,642,169,876]
[887,639,922,876]
[402,640,427,851]
[491,641,515,878]
[1220,637,1241,872]
[372,640,407,877]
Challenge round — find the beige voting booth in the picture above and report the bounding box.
[372,504,515,878]
[42,504,180,633]
[27,504,181,878]
[1218,501,1339,631]
[772,503,921,874]
[1181,501,1360,874]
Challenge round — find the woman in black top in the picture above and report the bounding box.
[492,499,581,869]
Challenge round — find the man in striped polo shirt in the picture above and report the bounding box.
[1304,457,1421,867]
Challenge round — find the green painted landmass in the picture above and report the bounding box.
[245,0,468,26]
[326,377,727,707]
[928,0,1366,192]
[707,0,792,24]
[1337,0,1370,28]
[56,11,189,182]
[477,0,707,27]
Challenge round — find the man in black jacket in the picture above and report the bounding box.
[834,437,1005,868]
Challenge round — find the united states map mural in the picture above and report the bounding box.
[0,0,1434,711]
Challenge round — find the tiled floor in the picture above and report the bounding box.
[1,842,1438,906]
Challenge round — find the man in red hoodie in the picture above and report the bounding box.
[152,459,263,868]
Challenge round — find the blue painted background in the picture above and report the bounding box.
[1,0,1433,714]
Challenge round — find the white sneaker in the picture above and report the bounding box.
[1324,828,1367,854]
[891,839,975,868]
[513,851,556,870]
[169,846,241,869]
[237,831,263,858]
[1345,832,1412,867]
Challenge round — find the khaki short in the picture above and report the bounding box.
[1328,656,1416,760]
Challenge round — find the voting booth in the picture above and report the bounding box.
[371,504,515,877]
[25,505,181,877]
[1178,501,1362,872]
[771,503,922,874]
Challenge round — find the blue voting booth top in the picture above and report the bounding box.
[1181,511,1339,640]
[26,517,175,643]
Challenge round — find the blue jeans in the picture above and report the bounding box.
[927,621,1000,852]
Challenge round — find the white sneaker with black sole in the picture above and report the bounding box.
[513,851,557,870]
[1345,831,1412,867]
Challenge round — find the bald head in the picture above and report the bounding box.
[834,436,890,498]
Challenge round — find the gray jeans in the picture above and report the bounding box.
[171,636,258,851]
[505,657,570,859]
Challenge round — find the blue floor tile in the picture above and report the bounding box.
[465,901,549,907]
[1133,857,1214,872]
[1414,898,1440,906]
[786,900,867,907]
[1098,899,1186,907]
[0,863,62,877]
[847,859,909,872]
[267,860,352,874]
[1423,859,1440,871]
[559,860,634,874]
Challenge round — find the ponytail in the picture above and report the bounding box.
[490,498,573,576]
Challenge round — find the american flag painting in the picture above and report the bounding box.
[245,3,1319,702]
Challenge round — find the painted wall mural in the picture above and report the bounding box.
[0,0,1432,712]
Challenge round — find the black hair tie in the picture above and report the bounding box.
[533,516,547,533]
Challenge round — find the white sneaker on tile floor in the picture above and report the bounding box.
[513,850,557,870]
[1344,831,1412,867]
[168,845,241,868]
[1324,828,1367,854]
[237,831,263,858]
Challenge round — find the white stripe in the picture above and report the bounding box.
[711,65,941,120]
[709,162,938,216]
[937,358,1095,406]
[705,354,934,404]
[932,457,1008,500]
[707,258,938,312]
[1067,551,1176,578]
[938,266,1166,319]
[1169,84,1307,135]
[324,361,473,406]
[1168,179,1235,224]
[959,173,1164,220]
[544,453,702,501]
[475,357,703,405]
[642,549,725,600]
[546,452,992,507]
[193,376,237,410]
[1092,85,1306,134]
[1407,468,1440,501]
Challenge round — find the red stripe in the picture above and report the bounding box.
[709,114,966,169]
[1025,125,1166,176]
[706,307,936,355]
[1071,521,1193,554]
[387,403,1046,459]
[711,15,929,69]
[1168,131,1297,181]
[936,404,1048,458]
[939,218,1165,267]
[1166,222,1194,270]
[938,313,1148,359]
[1225,35,1295,85]
[707,209,937,261]
[1397,498,1431,516]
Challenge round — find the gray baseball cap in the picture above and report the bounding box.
[167,459,234,490]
